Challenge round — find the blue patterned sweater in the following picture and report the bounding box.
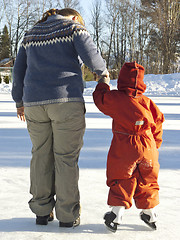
[12,15,107,107]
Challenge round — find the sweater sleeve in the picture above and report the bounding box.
[149,99,165,149]
[12,45,27,108]
[93,82,115,117]
[73,26,107,76]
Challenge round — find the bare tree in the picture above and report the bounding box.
[2,0,39,57]
[1,0,179,73]
[0,0,4,25]
[115,0,129,68]
[104,0,119,69]
[136,11,150,67]
[90,0,103,52]
[141,0,180,73]
[105,0,138,69]
[2,0,14,58]
[57,0,81,9]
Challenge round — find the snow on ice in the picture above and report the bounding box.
[0,73,180,240]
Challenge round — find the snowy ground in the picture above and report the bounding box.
[0,74,180,239]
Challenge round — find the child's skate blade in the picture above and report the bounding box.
[140,212,157,230]
[104,211,118,232]
[104,221,118,232]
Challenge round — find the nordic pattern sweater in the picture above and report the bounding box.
[12,15,107,107]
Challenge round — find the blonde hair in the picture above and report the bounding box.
[36,8,85,26]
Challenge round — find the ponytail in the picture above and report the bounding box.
[36,8,85,26]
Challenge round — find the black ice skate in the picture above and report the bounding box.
[140,212,157,230]
[59,216,80,228]
[36,211,54,225]
[104,211,118,233]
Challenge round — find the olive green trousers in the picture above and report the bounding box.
[24,102,85,222]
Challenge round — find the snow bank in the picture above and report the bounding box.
[144,73,180,96]
[0,82,12,94]
[84,73,180,97]
[0,73,180,97]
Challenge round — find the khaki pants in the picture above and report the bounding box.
[24,102,85,222]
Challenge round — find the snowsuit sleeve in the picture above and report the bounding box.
[149,99,165,149]
[93,82,115,118]
[12,45,27,108]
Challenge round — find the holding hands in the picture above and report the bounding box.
[94,69,110,85]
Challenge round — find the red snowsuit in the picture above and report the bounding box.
[93,62,165,209]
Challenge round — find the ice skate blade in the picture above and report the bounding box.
[104,222,118,233]
[140,213,157,230]
[103,212,118,233]
[143,221,157,230]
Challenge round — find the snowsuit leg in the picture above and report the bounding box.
[134,148,160,209]
[107,134,160,209]
[107,156,159,209]
[107,134,141,208]
[107,176,137,209]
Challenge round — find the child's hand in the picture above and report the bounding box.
[17,107,25,122]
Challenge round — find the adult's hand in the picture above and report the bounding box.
[17,107,25,122]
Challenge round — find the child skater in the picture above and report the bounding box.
[93,61,164,232]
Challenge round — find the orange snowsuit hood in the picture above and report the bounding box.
[117,61,146,97]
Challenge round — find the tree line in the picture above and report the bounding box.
[0,0,179,77]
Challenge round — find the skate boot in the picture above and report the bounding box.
[59,216,80,228]
[36,211,54,225]
[104,206,125,233]
[140,208,157,230]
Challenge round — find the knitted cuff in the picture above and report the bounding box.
[16,101,24,108]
